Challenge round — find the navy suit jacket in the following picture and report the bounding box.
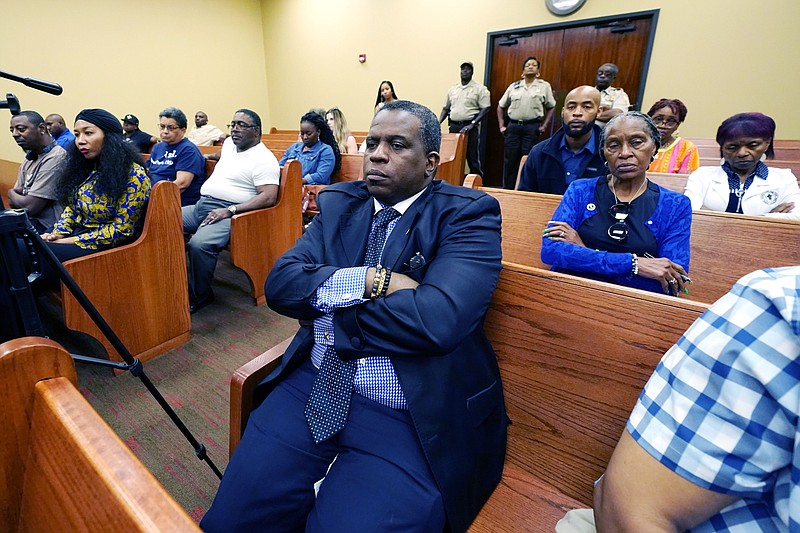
[263,179,507,532]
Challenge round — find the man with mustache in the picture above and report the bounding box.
[518,85,606,195]
[182,108,279,313]
[202,100,507,532]
[8,110,66,232]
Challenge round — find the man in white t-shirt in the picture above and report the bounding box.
[187,111,227,146]
[182,109,280,313]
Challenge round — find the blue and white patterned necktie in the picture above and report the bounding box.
[305,207,401,443]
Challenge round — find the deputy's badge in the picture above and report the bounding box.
[587,203,596,211]
[761,190,779,205]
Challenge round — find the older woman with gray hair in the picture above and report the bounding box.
[541,111,693,295]
[147,106,205,206]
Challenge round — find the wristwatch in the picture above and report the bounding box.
[227,205,237,216]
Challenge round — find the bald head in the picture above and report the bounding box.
[561,86,603,139]
[45,114,66,137]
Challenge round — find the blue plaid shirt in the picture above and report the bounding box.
[628,267,800,532]
[309,190,426,410]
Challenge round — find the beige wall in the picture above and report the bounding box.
[260,0,800,141]
[0,0,269,163]
[2,1,796,162]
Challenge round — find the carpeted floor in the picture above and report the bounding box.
[48,252,298,523]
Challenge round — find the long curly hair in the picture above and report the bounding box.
[301,112,341,175]
[57,130,144,203]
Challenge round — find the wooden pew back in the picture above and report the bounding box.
[437,133,467,186]
[0,337,199,531]
[0,158,18,207]
[463,178,800,305]
[62,180,190,365]
[469,265,707,529]
[646,171,688,193]
[229,159,303,305]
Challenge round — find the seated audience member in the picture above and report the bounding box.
[40,108,150,286]
[147,107,205,207]
[186,111,227,146]
[201,100,506,533]
[518,85,605,194]
[326,107,358,154]
[182,109,279,313]
[45,113,76,149]
[594,266,800,532]
[374,80,398,114]
[685,112,799,219]
[121,114,157,154]
[594,64,630,128]
[279,112,340,185]
[541,112,692,295]
[646,98,699,174]
[8,110,67,232]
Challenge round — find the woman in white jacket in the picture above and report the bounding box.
[684,112,799,219]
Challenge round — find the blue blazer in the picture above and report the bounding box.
[264,180,507,532]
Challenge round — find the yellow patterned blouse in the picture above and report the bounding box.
[52,163,151,250]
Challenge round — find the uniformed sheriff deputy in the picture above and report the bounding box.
[439,61,491,176]
[496,56,556,189]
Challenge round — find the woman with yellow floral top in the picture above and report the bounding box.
[41,108,150,269]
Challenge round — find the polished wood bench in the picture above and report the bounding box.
[0,336,200,531]
[229,159,303,305]
[437,132,467,186]
[464,175,800,305]
[227,263,708,530]
[1,158,18,207]
[62,180,191,365]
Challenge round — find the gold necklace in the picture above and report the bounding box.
[610,177,648,204]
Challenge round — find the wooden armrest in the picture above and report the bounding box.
[229,336,294,456]
[20,378,199,530]
[463,174,482,189]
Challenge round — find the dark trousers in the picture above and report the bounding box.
[502,121,540,189]
[449,119,483,176]
[202,358,445,533]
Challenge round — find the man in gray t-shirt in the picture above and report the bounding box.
[9,111,67,232]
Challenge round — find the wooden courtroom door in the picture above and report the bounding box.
[482,10,659,187]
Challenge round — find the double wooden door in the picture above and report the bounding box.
[482,11,658,186]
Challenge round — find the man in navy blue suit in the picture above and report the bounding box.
[202,100,507,532]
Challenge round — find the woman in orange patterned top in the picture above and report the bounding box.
[41,108,150,280]
[646,98,699,174]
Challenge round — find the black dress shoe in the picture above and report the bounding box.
[189,294,215,314]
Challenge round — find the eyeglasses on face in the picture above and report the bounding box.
[651,116,679,127]
[158,124,181,131]
[228,121,256,130]
[607,202,630,242]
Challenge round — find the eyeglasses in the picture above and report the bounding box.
[158,124,181,131]
[228,121,256,130]
[651,116,679,127]
[607,203,630,242]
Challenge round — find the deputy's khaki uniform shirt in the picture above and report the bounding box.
[498,78,556,121]
[444,79,491,122]
[599,86,630,114]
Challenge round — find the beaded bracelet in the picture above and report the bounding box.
[369,266,382,299]
[631,253,639,276]
[379,269,392,298]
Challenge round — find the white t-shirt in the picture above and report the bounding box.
[200,138,280,204]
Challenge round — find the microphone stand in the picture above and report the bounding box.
[0,209,222,479]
